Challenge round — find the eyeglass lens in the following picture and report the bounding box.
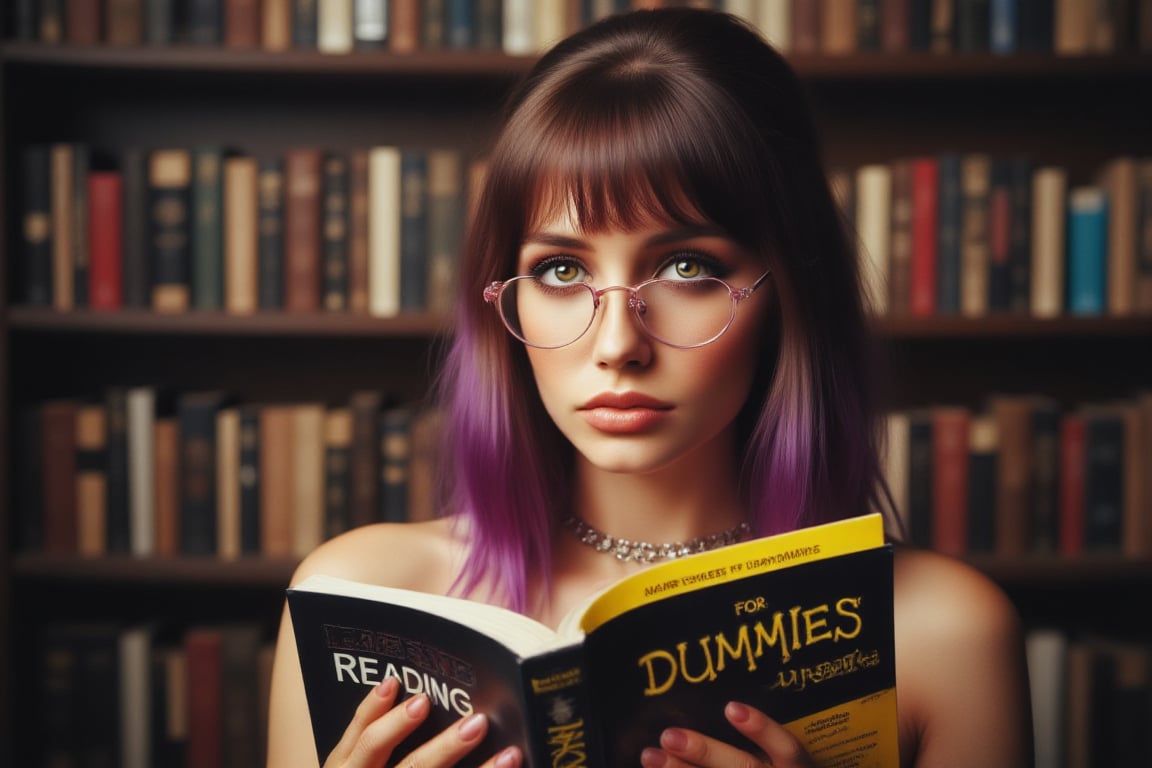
[499,277,736,348]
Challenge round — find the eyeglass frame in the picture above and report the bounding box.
[482,269,772,350]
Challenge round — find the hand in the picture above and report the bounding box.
[639,702,813,768]
[323,677,523,768]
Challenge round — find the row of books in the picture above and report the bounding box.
[1027,629,1152,767]
[37,620,274,768]
[19,143,475,315]
[833,155,1152,318]
[14,388,444,560]
[884,393,1152,559]
[10,0,1152,56]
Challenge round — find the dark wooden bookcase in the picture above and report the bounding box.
[2,38,1152,766]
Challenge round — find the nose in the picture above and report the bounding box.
[590,287,653,369]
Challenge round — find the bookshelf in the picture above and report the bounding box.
[2,13,1152,768]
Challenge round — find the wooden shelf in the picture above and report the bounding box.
[5,307,452,337]
[971,555,1152,587]
[876,314,1152,339]
[2,43,1150,81]
[11,553,299,586]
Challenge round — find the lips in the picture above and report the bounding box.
[578,392,672,433]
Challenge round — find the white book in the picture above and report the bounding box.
[1025,628,1067,768]
[535,0,567,52]
[318,0,355,53]
[119,626,153,768]
[884,410,910,539]
[353,0,387,47]
[758,0,792,52]
[368,146,402,317]
[1030,167,1067,318]
[855,164,893,316]
[126,386,156,557]
[503,0,536,55]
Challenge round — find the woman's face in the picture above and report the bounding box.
[515,201,773,476]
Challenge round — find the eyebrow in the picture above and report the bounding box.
[521,225,728,250]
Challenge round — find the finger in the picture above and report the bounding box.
[641,726,763,768]
[346,693,436,766]
[391,711,492,768]
[325,678,402,766]
[725,701,812,767]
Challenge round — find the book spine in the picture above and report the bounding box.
[960,153,991,317]
[239,405,262,554]
[23,145,53,307]
[1028,401,1062,553]
[51,143,75,311]
[143,0,175,44]
[317,0,354,53]
[105,388,132,554]
[154,418,181,557]
[1102,157,1138,316]
[1066,186,1108,316]
[987,158,1013,312]
[224,155,260,315]
[15,406,45,551]
[955,0,992,50]
[426,149,463,314]
[263,0,292,50]
[293,404,326,556]
[293,0,319,47]
[909,156,939,316]
[369,146,402,317]
[225,0,262,48]
[258,158,285,310]
[907,410,935,548]
[474,0,502,50]
[187,0,224,44]
[966,415,998,553]
[121,148,151,309]
[348,149,371,313]
[1059,412,1087,556]
[324,408,353,539]
[990,0,1018,52]
[217,407,242,560]
[390,0,421,52]
[88,171,124,311]
[40,0,64,42]
[350,391,383,527]
[260,405,296,557]
[518,645,599,768]
[932,406,970,556]
[909,0,934,49]
[106,0,144,44]
[127,386,157,557]
[888,159,913,316]
[185,629,223,768]
[1137,160,1152,313]
[1083,410,1125,552]
[1017,0,1055,50]
[322,152,351,311]
[1007,156,1033,313]
[179,393,223,555]
[992,395,1033,557]
[936,153,963,314]
[285,148,323,312]
[76,404,109,558]
[149,149,193,313]
[192,147,225,311]
[400,149,429,311]
[354,0,389,49]
[379,406,412,523]
[66,0,103,43]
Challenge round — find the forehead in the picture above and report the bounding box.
[524,171,710,237]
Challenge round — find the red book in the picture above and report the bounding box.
[931,407,970,557]
[88,171,123,311]
[225,0,261,49]
[1059,413,1087,556]
[909,157,939,316]
[65,0,102,44]
[186,628,223,768]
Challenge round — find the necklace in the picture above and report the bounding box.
[563,515,751,563]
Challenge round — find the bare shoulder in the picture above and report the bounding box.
[289,517,466,594]
[891,546,1032,768]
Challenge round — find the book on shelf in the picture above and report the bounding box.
[288,514,897,768]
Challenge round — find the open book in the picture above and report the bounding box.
[287,513,897,768]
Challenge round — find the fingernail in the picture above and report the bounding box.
[640,747,668,767]
[660,728,688,751]
[374,677,398,699]
[495,747,521,768]
[457,713,487,742]
[406,694,430,717]
[726,701,751,723]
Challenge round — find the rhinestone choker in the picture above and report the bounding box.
[563,516,751,563]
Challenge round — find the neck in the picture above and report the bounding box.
[570,427,746,544]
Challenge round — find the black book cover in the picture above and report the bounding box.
[289,515,897,768]
[148,149,192,312]
[105,387,132,554]
[1028,400,1061,553]
[178,391,226,555]
[966,423,998,553]
[1016,0,1054,52]
[1083,410,1125,552]
[399,150,428,312]
[187,0,223,44]
[935,153,963,314]
[987,158,1013,313]
[907,411,935,548]
[71,143,91,308]
[1007,156,1033,314]
[14,405,44,551]
[323,152,350,311]
[239,405,262,554]
[22,144,53,306]
[121,148,151,309]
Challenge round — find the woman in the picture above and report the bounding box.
[268,8,1032,767]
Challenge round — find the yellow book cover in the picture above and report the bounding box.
[288,513,897,767]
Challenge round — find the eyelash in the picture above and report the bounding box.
[526,250,732,281]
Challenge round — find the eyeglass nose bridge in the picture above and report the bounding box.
[590,284,648,317]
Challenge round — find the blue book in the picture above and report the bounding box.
[1066,187,1108,316]
[990,0,1018,53]
[936,154,963,314]
[446,0,474,49]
